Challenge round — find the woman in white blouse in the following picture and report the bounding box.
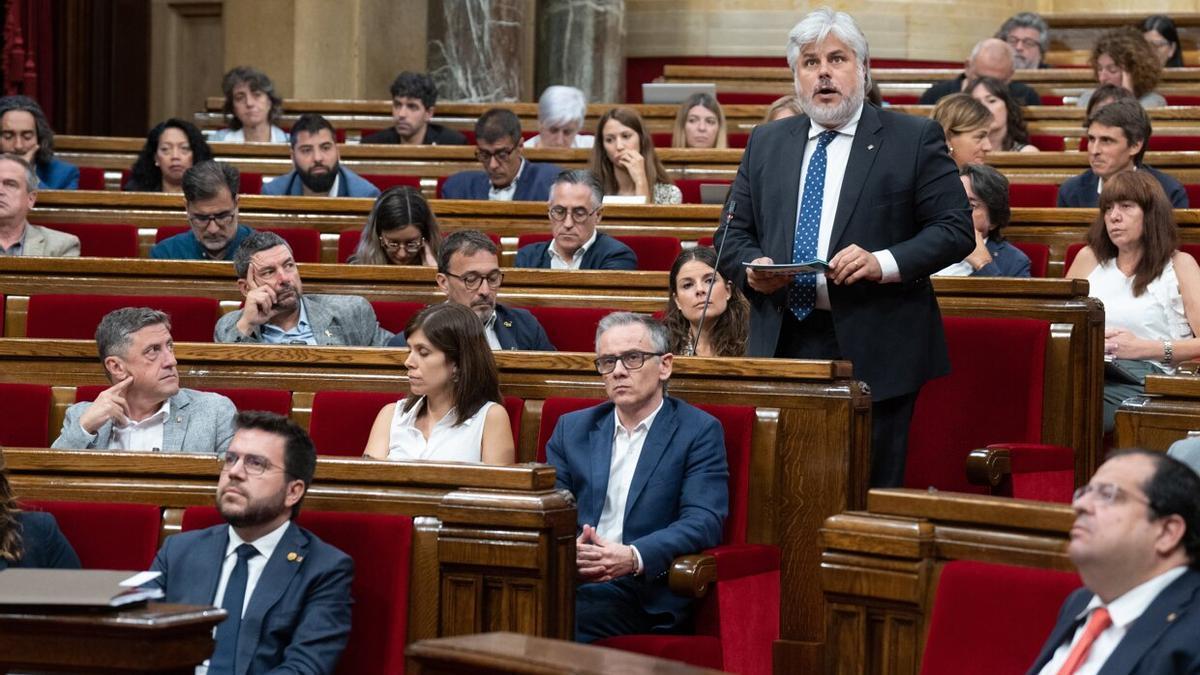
[363,303,514,464]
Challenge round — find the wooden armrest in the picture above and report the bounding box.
[1177,360,1200,375]
[966,446,1011,488]
[668,553,716,599]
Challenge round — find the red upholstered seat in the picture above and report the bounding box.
[0,383,52,447]
[338,230,361,263]
[1008,183,1058,207]
[1012,242,1050,277]
[905,316,1051,493]
[435,176,448,198]
[728,133,749,149]
[359,174,420,192]
[26,294,219,342]
[621,236,683,271]
[39,222,139,257]
[238,172,263,195]
[520,306,616,352]
[1027,134,1066,152]
[154,226,321,263]
[23,500,161,570]
[675,180,732,205]
[1189,185,1200,208]
[369,301,426,334]
[75,385,292,417]
[516,232,552,249]
[1063,242,1085,276]
[182,507,414,675]
[920,560,1081,675]
[985,442,1076,502]
[77,166,106,190]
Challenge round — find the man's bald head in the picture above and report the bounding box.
[966,38,1016,83]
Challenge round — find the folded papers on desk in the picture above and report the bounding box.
[0,569,164,608]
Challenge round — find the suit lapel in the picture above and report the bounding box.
[1098,570,1200,675]
[237,522,308,675]
[22,225,46,256]
[586,410,615,524]
[493,306,517,350]
[1030,590,1091,672]
[829,103,883,252]
[162,390,190,452]
[772,119,809,260]
[623,399,677,520]
[304,297,343,345]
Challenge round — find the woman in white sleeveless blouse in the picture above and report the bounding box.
[1066,171,1200,432]
[362,303,514,464]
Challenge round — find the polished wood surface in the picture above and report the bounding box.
[1115,374,1200,452]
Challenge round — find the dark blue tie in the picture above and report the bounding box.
[789,129,839,321]
[209,543,259,674]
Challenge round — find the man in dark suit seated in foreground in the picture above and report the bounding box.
[515,169,638,270]
[149,411,353,675]
[547,312,728,642]
[1027,450,1200,674]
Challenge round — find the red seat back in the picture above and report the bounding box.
[238,172,263,195]
[309,391,402,456]
[369,301,426,334]
[1008,183,1058,208]
[536,397,605,463]
[1063,242,1086,276]
[905,317,1049,492]
[516,233,552,249]
[620,235,683,271]
[693,404,755,545]
[1027,135,1066,152]
[1188,185,1200,208]
[0,383,52,447]
[920,561,1080,675]
[359,174,420,192]
[39,222,140,257]
[674,179,731,205]
[520,306,616,352]
[23,500,161,570]
[338,230,361,263]
[26,294,219,341]
[1011,242,1049,277]
[77,166,106,190]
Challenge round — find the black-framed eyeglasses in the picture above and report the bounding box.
[446,270,504,290]
[1005,36,1040,50]
[187,210,237,228]
[1072,482,1151,507]
[219,451,282,477]
[476,146,516,164]
[380,235,424,253]
[548,205,601,222]
[594,350,665,374]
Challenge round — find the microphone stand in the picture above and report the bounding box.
[688,199,737,357]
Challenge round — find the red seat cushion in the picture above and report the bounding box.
[369,301,426,334]
[238,172,263,195]
[1188,185,1200,208]
[620,235,682,271]
[693,404,755,545]
[1027,134,1066,152]
[1149,136,1200,152]
[309,391,402,456]
[23,500,161,570]
[1008,184,1058,208]
[77,166,106,191]
[1011,242,1049,277]
[520,306,615,353]
[1063,242,1086,276]
[25,294,219,341]
[38,222,140,257]
[0,383,52,447]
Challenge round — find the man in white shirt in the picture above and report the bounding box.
[52,307,235,453]
[514,170,637,270]
[1028,450,1200,675]
[545,312,729,642]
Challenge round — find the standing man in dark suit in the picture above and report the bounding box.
[716,8,974,487]
[441,108,560,201]
[515,169,637,270]
[1027,450,1200,674]
[149,411,353,674]
[547,312,728,642]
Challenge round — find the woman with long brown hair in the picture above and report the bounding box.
[591,107,682,205]
[664,247,749,356]
[0,449,80,570]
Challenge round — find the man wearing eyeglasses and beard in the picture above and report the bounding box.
[387,229,555,350]
[515,170,637,270]
[442,108,560,201]
[151,161,254,261]
[546,312,728,643]
[148,411,353,675]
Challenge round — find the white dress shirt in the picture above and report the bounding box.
[106,399,170,451]
[488,160,526,201]
[795,104,900,310]
[548,229,598,270]
[595,400,664,574]
[482,311,502,349]
[1036,565,1188,675]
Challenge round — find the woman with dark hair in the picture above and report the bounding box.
[936,164,1030,277]
[1078,27,1166,109]
[591,107,682,205]
[671,93,727,149]
[348,186,441,266]
[123,119,213,193]
[967,77,1038,153]
[0,95,79,189]
[1143,15,1184,68]
[1067,171,1200,432]
[212,66,288,143]
[930,94,993,169]
[0,450,81,570]
[363,303,514,464]
[664,246,749,356]
[1083,83,1138,119]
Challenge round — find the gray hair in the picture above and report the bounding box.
[969,38,1016,66]
[785,8,870,84]
[95,307,171,362]
[550,169,603,209]
[182,160,239,204]
[0,153,39,192]
[595,312,669,353]
[233,230,290,278]
[538,86,588,128]
[996,12,1049,54]
[438,229,498,274]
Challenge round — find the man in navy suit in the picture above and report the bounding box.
[441,108,560,201]
[515,169,637,270]
[149,411,353,675]
[1027,450,1200,675]
[546,312,728,642]
[261,114,379,199]
[387,229,555,350]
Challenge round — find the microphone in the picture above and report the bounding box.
[688,199,737,357]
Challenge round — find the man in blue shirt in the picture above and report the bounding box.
[151,161,253,261]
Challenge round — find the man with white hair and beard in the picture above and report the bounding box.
[261,113,380,198]
[717,7,973,487]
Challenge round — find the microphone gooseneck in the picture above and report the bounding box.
[688,199,737,357]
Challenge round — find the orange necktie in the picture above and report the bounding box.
[1056,607,1113,675]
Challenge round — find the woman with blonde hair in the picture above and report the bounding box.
[671,93,728,149]
[931,94,994,168]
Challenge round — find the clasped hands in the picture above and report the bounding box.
[1104,328,1158,361]
[576,524,638,582]
[746,244,882,294]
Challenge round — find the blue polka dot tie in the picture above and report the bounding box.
[789,129,839,322]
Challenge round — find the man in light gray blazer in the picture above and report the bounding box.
[0,154,79,257]
[52,307,235,453]
[214,230,393,346]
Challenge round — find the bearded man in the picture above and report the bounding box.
[261,113,379,198]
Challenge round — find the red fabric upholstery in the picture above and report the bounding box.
[40,222,139,257]
[1165,95,1200,106]
[728,133,748,149]
[1008,183,1058,208]
[359,174,420,192]
[239,172,263,195]
[75,385,291,416]
[1182,244,1200,263]
[369,301,426,334]
[23,500,160,570]
[0,383,52,447]
[1028,134,1066,152]
[622,236,683,271]
[694,403,755,545]
[905,317,1049,492]
[516,232,552,249]
[521,306,615,353]
[675,179,732,205]
[535,397,603,463]
[77,166,106,190]
[990,442,1076,503]
[309,391,402,456]
[26,294,219,342]
[1012,242,1049,277]
[1149,136,1200,152]
[1063,242,1085,276]
[338,230,361,263]
[1189,185,1200,208]
[435,176,448,198]
[697,236,714,247]
[920,560,1081,675]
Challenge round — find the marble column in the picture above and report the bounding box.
[536,0,624,104]
[427,0,536,102]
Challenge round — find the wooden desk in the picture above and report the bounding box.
[1115,374,1200,451]
[0,601,224,674]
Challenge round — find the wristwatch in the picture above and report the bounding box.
[1163,340,1174,367]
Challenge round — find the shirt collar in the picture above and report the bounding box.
[115,398,171,429]
[1078,565,1189,627]
[0,223,28,255]
[613,398,665,438]
[227,517,291,554]
[807,102,864,140]
[549,228,599,263]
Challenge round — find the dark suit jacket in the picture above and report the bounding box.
[387,303,556,351]
[150,521,354,675]
[441,160,561,201]
[361,124,467,145]
[975,239,1032,277]
[514,232,638,270]
[1027,568,1200,675]
[0,512,81,570]
[1057,166,1190,208]
[918,74,1042,106]
[546,396,729,628]
[717,104,974,401]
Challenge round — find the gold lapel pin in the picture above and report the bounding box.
[1167,612,1178,622]
[503,321,513,328]
[287,552,299,562]
[175,416,182,423]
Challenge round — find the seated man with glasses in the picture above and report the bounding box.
[441,108,560,202]
[388,229,555,350]
[148,411,353,674]
[151,160,254,261]
[515,169,637,270]
[1028,449,1200,674]
[546,312,728,642]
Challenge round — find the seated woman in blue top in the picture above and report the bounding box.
[123,119,213,193]
[935,164,1031,277]
[363,303,514,464]
[0,95,79,190]
[0,450,80,570]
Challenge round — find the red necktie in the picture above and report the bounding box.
[1056,607,1112,675]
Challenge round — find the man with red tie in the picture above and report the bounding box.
[1027,450,1200,674]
